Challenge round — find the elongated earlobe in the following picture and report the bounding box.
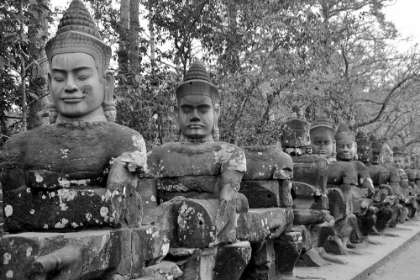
[103,71,116,122]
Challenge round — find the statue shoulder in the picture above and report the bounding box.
[242,145,292,180]
[0,129,33,167]
[102,122,146,154]
[214,141,246,173]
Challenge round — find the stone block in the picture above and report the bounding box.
[4,185,142,232]
[137,178,158,216]
[0,229,133,280]
[214,241,252,280]
[274,232,303,277]
[177,199,218,248]
[240,180,281,208]
[293,156,328,191]
[142,261,183,279]
[292,209,328,225]
[237,208,293,242]
[132,226,171,277]
[169,247,217,280]
[240,240,277,280]
[242,146,293,181]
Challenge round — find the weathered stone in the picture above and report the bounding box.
[137,178,158,216]
[141,198,185,247]
[171,247,216,280]
[237,208,293,242]
[327,186,351,220]
[142,261,183,279]
[177,199,218,248]
[240,180,281,208]
[0,229,133,280]
[240,240,277,280]
[0,122,146,193]
[242,146,293,181]
[214,241,252,280]
[274,232,303,277]
[132,226,171,277]
[293,209,329,225]
[292,155,328,191]
[4,185,141,232]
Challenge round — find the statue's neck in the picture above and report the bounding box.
[179,133,214,143]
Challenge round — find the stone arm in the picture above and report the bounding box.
[215,169,248,245]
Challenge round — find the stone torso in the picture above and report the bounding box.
[0,122,146,191]
[367,165,390,186]
[147,141,246,196]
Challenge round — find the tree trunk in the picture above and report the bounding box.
[129,0,140,76]
[118,0,130,74]
[27,0,49,130]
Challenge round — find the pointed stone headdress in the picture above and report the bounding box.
[369,135,382,150]
[335,123,355,141]
[310,115,335,138]
[45,0,112,75]
[176,61,219,102]
[281,107,311,149]
[392,146,404,157]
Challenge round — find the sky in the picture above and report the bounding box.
[50,0,420,52]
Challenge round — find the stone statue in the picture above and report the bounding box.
[335,124,373,245]
[393,146,418,219]
[310,117,360,255]
[280,112,343,266]
[363,135,394,234]
[381,142,407,227]
[142,61,252,279]
[0,1,170,279]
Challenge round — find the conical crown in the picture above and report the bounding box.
[45,0,111,73]
[392,146,404,157]
[356,130,367,140]
[176,61,219,101]
[310,115,334,130]
[369,134,382,149]
[335,122,354,141]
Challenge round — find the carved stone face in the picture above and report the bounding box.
[178,95,218,140]
[357,140,371,164]
[49,53,106,121]
[393,155,405,169]
[310,127,334,158]
[371,147,382,165]
[405,155,412,169]
[336,139,354,161]
[382,144,393,164]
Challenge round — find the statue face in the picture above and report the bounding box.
[178,95,218,139]
[393,155,405,169]
[310,128,334,158]
[336,139,354,161]
[357,141,371,164]
[49,53,105,120]
[371,148,382,165]
[405,155,411,169]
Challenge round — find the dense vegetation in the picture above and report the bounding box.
[1,0,420,151]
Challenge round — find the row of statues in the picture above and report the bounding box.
[1,1,419,279]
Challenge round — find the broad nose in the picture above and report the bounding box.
[190,111,201,122]
[64,75,78,93]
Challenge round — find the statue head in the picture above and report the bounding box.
[310,116,335,158]
[174,61,220,143]
[291,104,305,119]
[281,106,311,156]
[382,142,393,164]
[335,123,356,161]
[369,135,383,165]
[356,130,371,164]
[46,0,115,123]
[392,146,405,169]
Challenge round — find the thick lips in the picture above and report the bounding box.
[187,124,204,129]
[61,96,85,103]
